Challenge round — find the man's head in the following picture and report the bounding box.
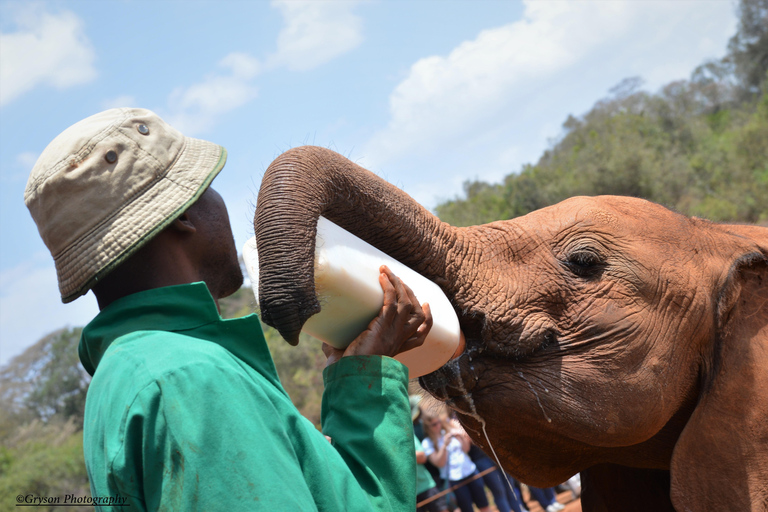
[25,108,242,307]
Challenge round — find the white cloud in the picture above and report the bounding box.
[267,0,365,71]
[0,151,38,183]
[101,95,137,110]
[219,53,262,78]
[161,1,364,134]
[0,5,96,106]
[362,0,735,178]
[165,52,261,135]
[16,151,38,169]
[0,255,98,368]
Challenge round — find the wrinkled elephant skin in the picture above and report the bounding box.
[419,198,768,511]
[254,146,768,511]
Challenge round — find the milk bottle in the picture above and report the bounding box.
[243,216,464,378]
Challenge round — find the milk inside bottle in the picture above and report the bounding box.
[243,216,463,378]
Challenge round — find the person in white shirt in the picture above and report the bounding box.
[421,407,491,512]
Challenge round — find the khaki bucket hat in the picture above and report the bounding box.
[24,108,227,303]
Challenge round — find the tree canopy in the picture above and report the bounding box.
[436,0,768,226]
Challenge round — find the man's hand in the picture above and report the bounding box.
[323,265,433,366]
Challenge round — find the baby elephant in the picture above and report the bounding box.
[253,146,768,512]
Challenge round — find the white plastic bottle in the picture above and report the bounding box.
[243,216,464,378]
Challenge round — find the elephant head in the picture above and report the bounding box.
[254,146,768,511]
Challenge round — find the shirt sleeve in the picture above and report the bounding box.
[321,355,416,512]
[110,362,320,511]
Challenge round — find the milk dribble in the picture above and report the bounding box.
[244,216,464,378]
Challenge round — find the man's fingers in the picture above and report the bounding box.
[391,300,433,355]
[404,302,432,349]
[400,297,430,338]
[378,270,397,323]
[383,267,415,319]
[403,280,420,309]
[381,265,423,325]
[404,282,424,324]
[419,302,433,334]
[346,266,434,359]
[417,302,433,336]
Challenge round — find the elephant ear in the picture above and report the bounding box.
[670,249,768,510]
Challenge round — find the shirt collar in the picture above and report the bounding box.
[78,283,277,385]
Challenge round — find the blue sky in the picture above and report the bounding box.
[0,0,737,366]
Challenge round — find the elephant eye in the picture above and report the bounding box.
[564,250,605,278]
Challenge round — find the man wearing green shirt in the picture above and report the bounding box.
[25,108,432,511]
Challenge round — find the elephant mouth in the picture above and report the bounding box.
[419,334,490,418]
[419,324,562,422]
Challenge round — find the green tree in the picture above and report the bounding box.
[437,76,768,226]
[0,328,89,430]
[437,0,768,227]
[0,420,90,512]
[727,0,768,95]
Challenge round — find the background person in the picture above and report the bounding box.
[412,396,449,512]
[415,434,449,512]
[421,407,491,512]
[527,486,564,512]
[468,443,526,512]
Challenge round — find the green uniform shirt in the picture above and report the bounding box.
[79,282,416,511]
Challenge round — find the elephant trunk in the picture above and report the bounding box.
[254,145,460,345]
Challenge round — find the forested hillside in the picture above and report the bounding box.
[0,329,91,510]
[436,0,768,226]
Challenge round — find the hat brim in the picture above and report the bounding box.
[55,136,227,302]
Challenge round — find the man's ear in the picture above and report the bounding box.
[169,212,196,234]
[670,253,768,510]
